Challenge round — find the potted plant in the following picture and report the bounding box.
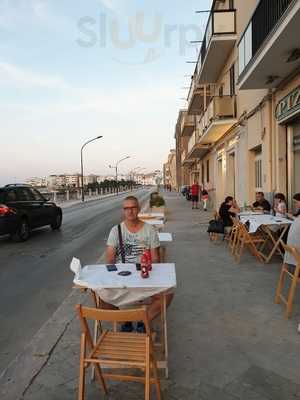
[149,192,165,213]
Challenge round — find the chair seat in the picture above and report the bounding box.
[94,332,148,366]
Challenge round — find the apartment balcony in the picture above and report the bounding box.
[185,130,211,160]
[180,111,196,137]
[197,9,237,84]
[238,0,300,89]
[199,96,237,145]
[187,74,206,115]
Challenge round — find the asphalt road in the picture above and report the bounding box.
[0,188,150,373]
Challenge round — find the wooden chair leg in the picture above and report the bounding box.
[151,358,161,400]
[286,276,298,318]
[145,339,150,400]
[275,265,286,304]
[78,334,86,400]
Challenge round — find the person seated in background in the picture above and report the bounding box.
[273,193,287,217]
[287,193,300,220]
[284,194,300,270]
[252,192,271,213]
[219,196,240,230]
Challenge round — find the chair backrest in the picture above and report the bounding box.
[282,243,300,267]
[76,305,151,334]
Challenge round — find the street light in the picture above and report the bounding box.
[109,156,130,195]
[81,136,103,202]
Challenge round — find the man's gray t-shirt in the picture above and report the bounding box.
[107,222,160,263]
[284,216,300,266]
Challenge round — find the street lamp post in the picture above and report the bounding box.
[109,156,130,195]
[81,136,103,202]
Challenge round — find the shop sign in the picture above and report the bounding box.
[276,85,300,122]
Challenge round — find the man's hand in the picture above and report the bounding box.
[106,246,116,264]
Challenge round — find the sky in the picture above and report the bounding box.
[0,0,212,185]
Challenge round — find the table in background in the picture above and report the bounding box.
[239,214,292,263]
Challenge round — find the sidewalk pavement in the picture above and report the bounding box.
[2,192,300,399]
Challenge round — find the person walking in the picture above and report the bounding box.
[201,188,209,211]
[191,180,200,209]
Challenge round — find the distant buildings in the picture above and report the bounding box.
[26,171,159,190]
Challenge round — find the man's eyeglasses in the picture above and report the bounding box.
[123,206,138,211]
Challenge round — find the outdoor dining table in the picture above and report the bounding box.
[239,214,292,263]
[71,259,176,378]
[138,212,165,221]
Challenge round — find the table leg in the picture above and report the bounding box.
[259,225,289,263]
[163,294,168,379]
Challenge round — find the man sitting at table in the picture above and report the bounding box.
[284,193,300,271]
[106,195,173,332]
[252,192,271,212]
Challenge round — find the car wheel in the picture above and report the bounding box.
[51,212,62,230]
[11,218,30,242]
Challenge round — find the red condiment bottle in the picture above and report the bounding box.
[140,253,149,279]
[145,249,152,271]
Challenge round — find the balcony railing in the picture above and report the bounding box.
[201,95,236,134]
[180,111,195,136]
[239,0,293,76]
[188,131,197,154]
[199,9,236,69]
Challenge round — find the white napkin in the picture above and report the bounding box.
[70,257,82,279]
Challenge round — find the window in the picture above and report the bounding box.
[17,188,34,201]
[5,189,17,202]
[219,85,224,97]
[230,64,235,96]
[255,158,262,190]
[206,160,210,183]
[30,188,44,201]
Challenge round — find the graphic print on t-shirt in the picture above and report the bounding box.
[116,233,146,263]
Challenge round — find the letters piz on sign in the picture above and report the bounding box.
[276,85,300,122]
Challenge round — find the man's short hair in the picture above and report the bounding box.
[123,196,139,205]
[256,191,264,196]
[293,193,300,201]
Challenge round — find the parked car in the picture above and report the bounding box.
[0,184,63,241]
[181,185,191,201]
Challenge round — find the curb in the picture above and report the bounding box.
[0,290,87,400]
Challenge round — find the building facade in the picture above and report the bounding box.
[174,0,300,211]
[163,150,177,189]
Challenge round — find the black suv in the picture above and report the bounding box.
[0,184,62,241]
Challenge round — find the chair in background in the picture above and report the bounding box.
[76,305,161,400]
[228,217,240,255]
[234,222,265,263]
[275,244,300,318]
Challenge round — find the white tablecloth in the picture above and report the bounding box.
[239,215,292,233]
[158,233,173,242]
[71,260,176,307]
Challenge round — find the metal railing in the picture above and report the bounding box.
[180,111,195,133]
[239,0,293,75]
[200,95,236,133]
[198,9,236,69]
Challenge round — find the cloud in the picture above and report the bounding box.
[0,61,66,89]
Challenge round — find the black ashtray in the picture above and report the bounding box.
[118,271,132,276]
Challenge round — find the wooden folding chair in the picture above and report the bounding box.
[275,244,300,318]
[234,222,265,263]
[228,217,240,255]
[76,305,161,400]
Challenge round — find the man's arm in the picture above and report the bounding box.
[106,246,116,264]
[151,247,160,263]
